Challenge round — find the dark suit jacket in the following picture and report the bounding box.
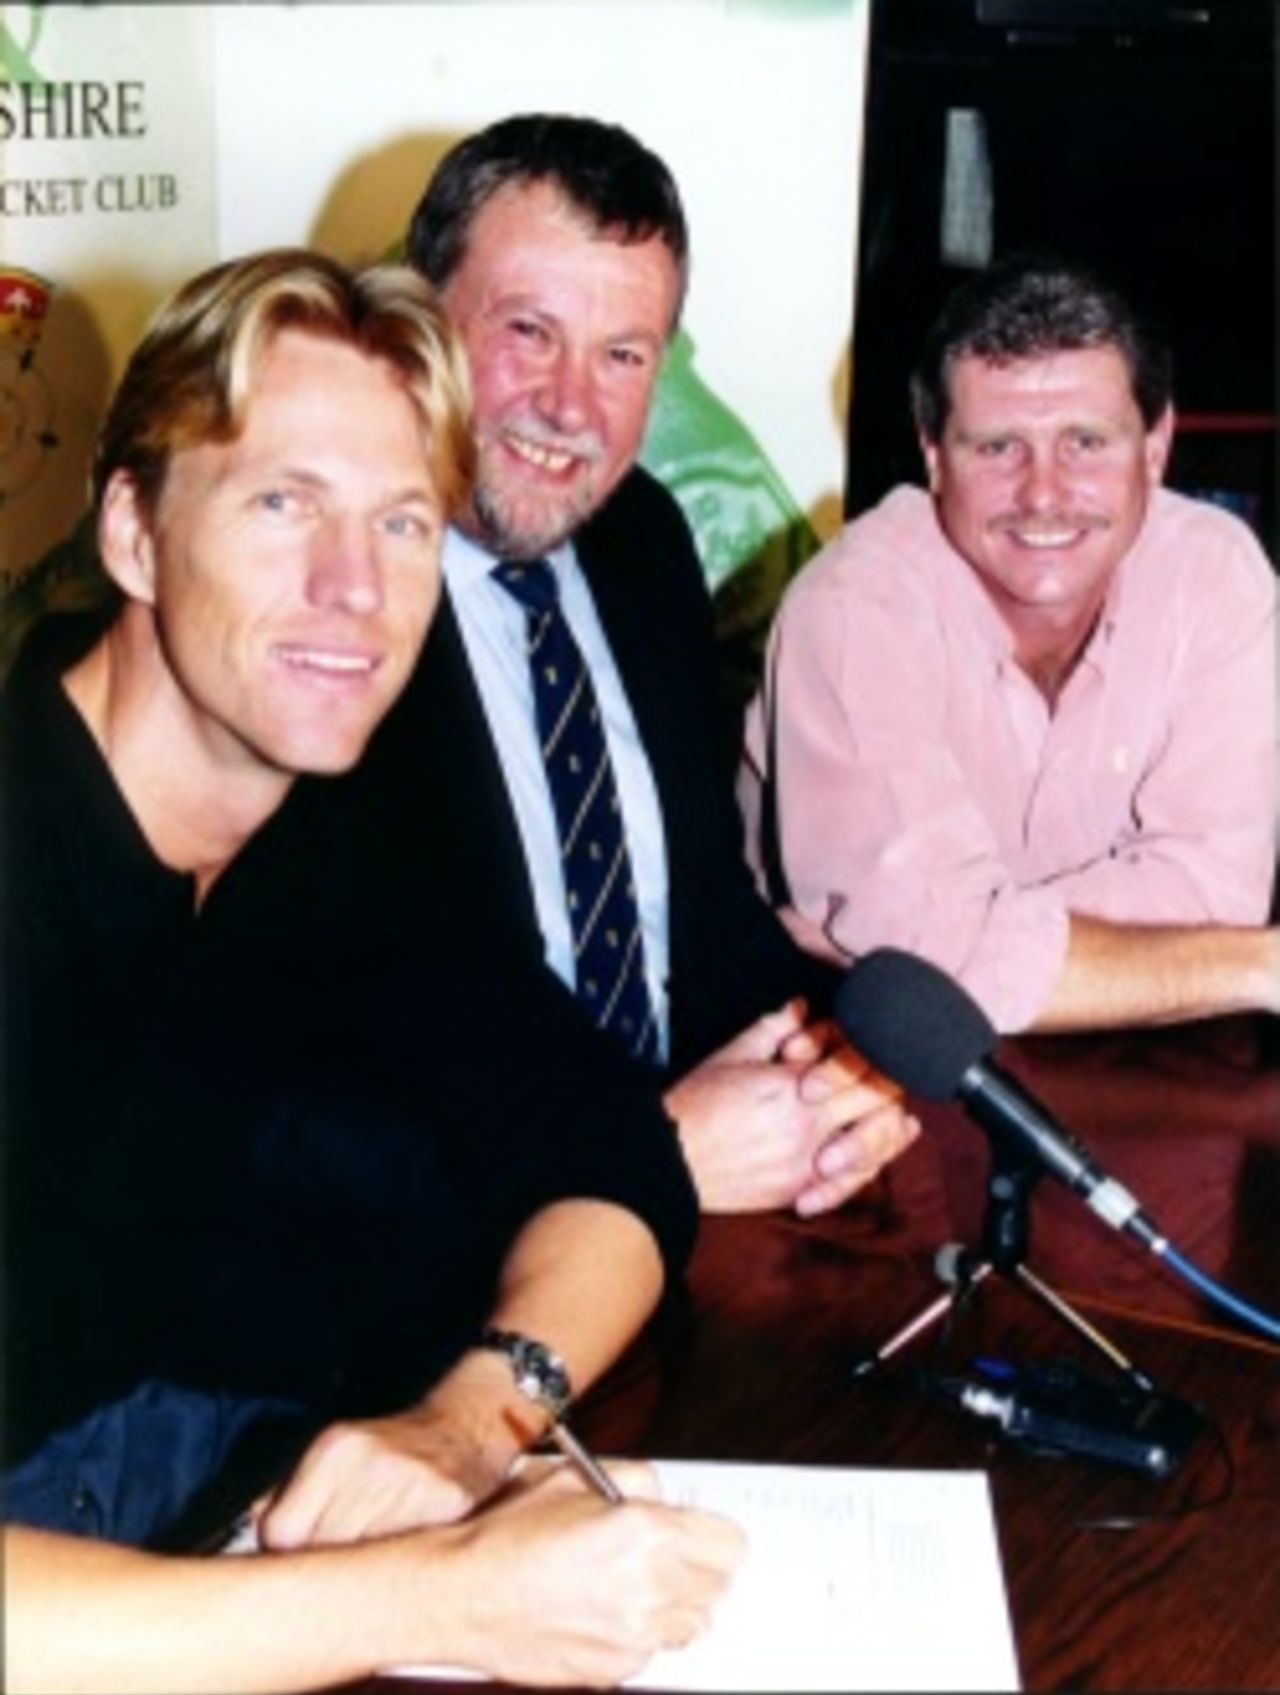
[328,467,836,1083]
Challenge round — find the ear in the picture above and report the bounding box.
[1144,404,1176,484]
[98,471,159,606]
[918,429,943,496]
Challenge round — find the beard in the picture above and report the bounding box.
[463,428,611,561]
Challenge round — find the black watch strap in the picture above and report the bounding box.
[478,1328,573,1420]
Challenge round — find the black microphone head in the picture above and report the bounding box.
[834,947,997,1101]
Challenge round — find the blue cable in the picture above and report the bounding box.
[1156,1242,1280,1343]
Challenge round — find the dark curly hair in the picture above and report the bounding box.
[407,112,688,327]
[911,251,1173,442]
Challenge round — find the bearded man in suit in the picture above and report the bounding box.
[333,113,918,1216]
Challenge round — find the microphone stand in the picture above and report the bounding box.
[852,1132,1156,1394]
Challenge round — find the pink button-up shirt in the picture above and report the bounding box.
[741,486,1278,1031]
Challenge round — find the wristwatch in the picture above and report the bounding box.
[478,1327,573,1421]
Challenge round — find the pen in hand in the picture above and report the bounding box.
[479,1328,624,1505]
[546,1416,624,1504]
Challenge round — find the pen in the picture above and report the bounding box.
[546,1415,624,1503]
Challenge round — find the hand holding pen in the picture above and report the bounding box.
[478,1327,627,1503]
[544,1410,624,1503]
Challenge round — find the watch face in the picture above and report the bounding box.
[517,1342,571,1414]
[485,1330,572,1416]
[518,1360,566,1407]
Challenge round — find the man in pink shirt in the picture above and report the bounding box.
[743,254,1279,1033]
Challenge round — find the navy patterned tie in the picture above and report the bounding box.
[493,558,659,1063]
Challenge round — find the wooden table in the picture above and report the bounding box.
[376,1016,1280,1693]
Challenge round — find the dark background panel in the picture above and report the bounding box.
[846,0,1277,553]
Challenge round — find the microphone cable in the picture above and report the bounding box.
[1151,1241,1280,1343]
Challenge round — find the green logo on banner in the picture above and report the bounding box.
[643,328,818,706]
[0,3,48,83]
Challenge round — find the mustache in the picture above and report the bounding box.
[989,510,1110,534]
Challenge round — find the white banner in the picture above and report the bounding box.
[2,0,869,689]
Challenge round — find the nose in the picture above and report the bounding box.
[537,345,594,435]
[306,518,384,616]
[1017,443,1068,513]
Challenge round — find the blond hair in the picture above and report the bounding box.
[94,247,474,518]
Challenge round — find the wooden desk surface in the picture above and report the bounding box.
[370,1017,1280,1694]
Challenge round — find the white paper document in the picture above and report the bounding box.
[389,1460,1021,1693]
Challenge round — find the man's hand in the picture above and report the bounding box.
[785,1020,921,1215]
[424,1462,746,1687]
[258,1350,532,1550]
[664,1002,920,1216]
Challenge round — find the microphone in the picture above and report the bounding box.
[834,948,1163,1250]
[836,946,1280,1344]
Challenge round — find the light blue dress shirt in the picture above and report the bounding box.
[442,528,672,1059]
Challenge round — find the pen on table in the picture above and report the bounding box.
[546,1415,624,1503]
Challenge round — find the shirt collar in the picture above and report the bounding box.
[442,525,578,596]
[917,499,1018,668]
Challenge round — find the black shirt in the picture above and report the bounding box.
[3,615,697,1466]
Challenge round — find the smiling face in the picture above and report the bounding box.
[440,179,681,559]
[101,326,445,791]
[922,345,1173,653]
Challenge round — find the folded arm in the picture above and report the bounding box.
[756,560,1278,1034]
[1032,916,1280,1032]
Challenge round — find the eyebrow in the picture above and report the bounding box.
[228,461,439,507]
[953,415,1119,440]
